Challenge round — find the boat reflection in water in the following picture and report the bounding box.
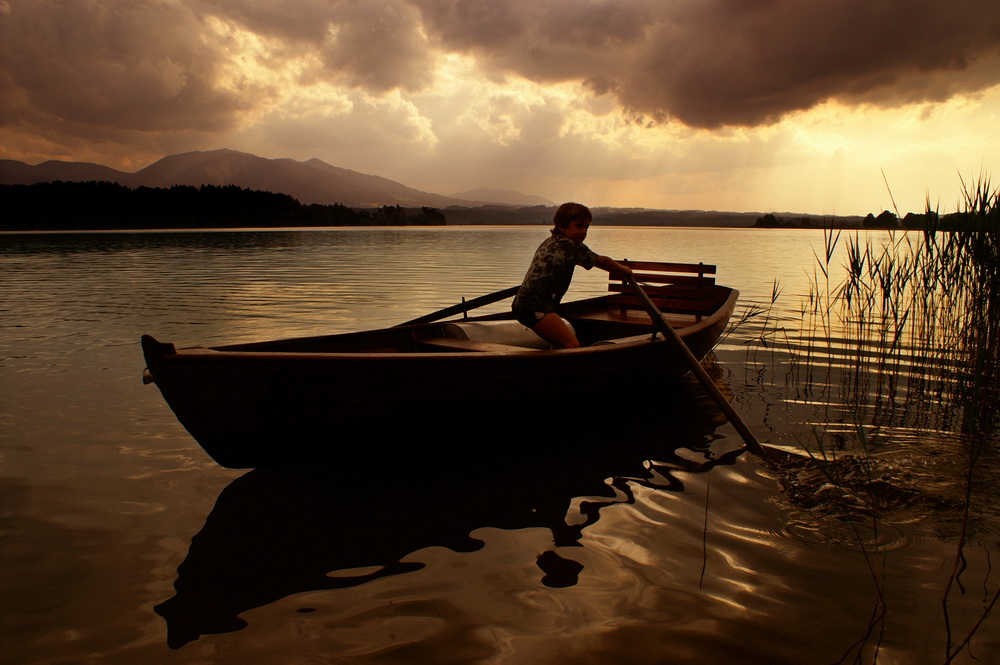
[153,376,735,649]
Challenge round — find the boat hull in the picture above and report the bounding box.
[142,288,737,468]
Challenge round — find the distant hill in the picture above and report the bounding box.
[1,150,549,209]
[135,150,475,208]
[449,187,555,206]
[0,149,481,209]
[0,158,130,185]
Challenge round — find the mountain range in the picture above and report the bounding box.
[0,149,554,209]
[1,149,872,228]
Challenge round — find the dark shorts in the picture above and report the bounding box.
[512,307,548,328]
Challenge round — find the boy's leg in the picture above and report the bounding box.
[532,313,580,349]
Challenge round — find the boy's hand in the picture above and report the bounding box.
[597,255,633,276]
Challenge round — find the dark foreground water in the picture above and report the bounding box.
[1,227,997,664]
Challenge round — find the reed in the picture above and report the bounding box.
[714,175,1000,661]
[786,174,1000,443]
[782,174,1000,663]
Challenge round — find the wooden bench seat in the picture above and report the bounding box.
[611,260,716,320]
[570,309,691,327]
[420,337,542,353]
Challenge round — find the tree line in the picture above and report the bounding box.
[0,181,447,231]
[753,209,990,231]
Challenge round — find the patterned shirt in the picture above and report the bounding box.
[512,233,599,313]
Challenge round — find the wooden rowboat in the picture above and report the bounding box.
[142,260,739,468]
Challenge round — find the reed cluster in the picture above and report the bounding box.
[793,174,1000,443]
[774,175,1000,663]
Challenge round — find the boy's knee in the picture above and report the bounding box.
[558,337,580,349]
[534,314,578,349]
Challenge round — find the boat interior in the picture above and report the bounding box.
[210,261,730,355]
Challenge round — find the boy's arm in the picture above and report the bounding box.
[595,255,633,277]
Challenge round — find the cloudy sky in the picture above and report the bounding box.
[2,0,999,215]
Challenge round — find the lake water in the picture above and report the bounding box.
[1,226,997,664]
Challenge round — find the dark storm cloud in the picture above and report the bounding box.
[317,1,433,92]
[413,0,653,81]
[625,0,1000,127]
[2,0,999,153]
[413,0,1000,128]
[0,0,254,138]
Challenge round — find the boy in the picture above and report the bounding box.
[512,202,633,348]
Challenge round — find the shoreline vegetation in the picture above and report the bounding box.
[741,175,999,661]
[0,181,446,231]
[0,179,947,233]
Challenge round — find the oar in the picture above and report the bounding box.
[396,285,521,326]
[626,275,767,458]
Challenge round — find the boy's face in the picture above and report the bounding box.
[562,219,590,242]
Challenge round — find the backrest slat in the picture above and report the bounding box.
[625,273,715,288]
[621,260,716,275]
[610,260,716,320]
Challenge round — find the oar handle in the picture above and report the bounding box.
[625,275,767,458]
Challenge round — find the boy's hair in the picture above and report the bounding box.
[551,202,591,235]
